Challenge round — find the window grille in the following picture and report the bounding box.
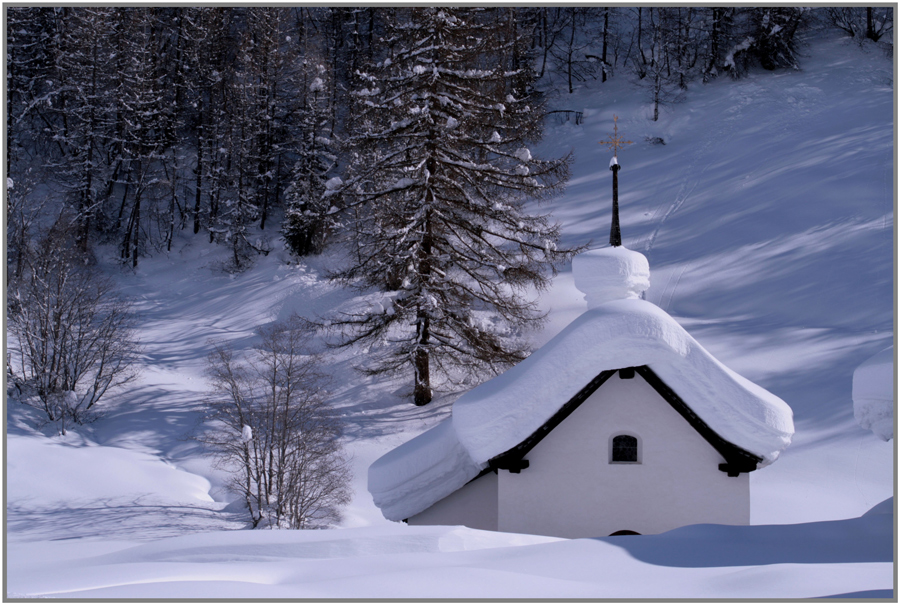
[611,434,638,462]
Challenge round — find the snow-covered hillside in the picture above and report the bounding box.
[6,30,894,598]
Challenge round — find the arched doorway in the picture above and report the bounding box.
[609,530,641,536]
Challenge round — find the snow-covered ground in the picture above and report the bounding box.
[6,30,894,598]
[7,508,893,599]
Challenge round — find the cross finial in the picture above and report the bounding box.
[599,115,631,247]
[598,115,633,158]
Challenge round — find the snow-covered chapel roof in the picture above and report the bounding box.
[369,246,795,522]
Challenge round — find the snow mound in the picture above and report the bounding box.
[453,298,794,467]
[852,345,894,441]
[368,420,485,521]
[7,434,214,507]
[572,245,650,308]
[862,497,893,517]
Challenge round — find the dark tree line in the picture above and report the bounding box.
[8,7,353,270]
[9,7,887,272]
[7,7,890,408]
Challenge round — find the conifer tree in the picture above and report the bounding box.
[283,14,337,257]
[181,7,234,239]
[330,8,575,405]
[239,7,293,232]
[117,8,168,268]
[42,8,118,253]
[6,7,57,179]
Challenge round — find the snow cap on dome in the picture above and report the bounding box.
[572,246,650,309]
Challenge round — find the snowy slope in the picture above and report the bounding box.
[6,29,894,598]
[534,31,894,525]
[854,345,895,441]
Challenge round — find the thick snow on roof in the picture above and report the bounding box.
[369,246,795,521]
[453,298,794,466]
[852,345,894,441]
[368,419,485,521]
[572,246,650,308]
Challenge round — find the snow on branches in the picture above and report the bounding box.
[327,8,579,405]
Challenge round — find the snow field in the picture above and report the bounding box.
[7,509,892,599]
[5,29,894,598]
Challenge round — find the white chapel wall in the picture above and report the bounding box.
[407,469,498,531]
[497,371,750,538]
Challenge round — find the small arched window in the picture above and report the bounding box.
[611,434,639,463]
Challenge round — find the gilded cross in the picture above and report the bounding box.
[599,115,632,247]
[598,115,633,158]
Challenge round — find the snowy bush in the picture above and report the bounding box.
[6,218,141,435]
[201,315,351,529]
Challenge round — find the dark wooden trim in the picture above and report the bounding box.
[635,366,761,474]
[490,370,617,472]
[619,367,635,379]
[488,365,762,476]
[506,459,530,473]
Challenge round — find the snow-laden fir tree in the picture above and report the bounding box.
[238,7,293,233]
[210,8,291,269]
[7,7,56,179]
[42,8,119,253]
[330,8,575,406]
[180,7,234,239]
[282,16,337,257]
[116,8,171,268]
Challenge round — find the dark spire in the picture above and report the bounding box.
[610,161,622,246]
[598,115,632,247]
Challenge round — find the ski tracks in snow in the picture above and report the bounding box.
[639,91,744,310]
[642,75,831,312]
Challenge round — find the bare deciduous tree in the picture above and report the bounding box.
[202,315,351,529]
[7,216,141,434]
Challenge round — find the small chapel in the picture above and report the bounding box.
[367,118,795,539]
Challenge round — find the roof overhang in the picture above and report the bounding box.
[489,365,763,476]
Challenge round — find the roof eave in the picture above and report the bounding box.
[489,365,762,475]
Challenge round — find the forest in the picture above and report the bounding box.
[9,7,893,269]
[6,7,893,413]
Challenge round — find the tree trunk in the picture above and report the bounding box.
[637,7,645,66]
[567,8,576,93]
[708,8,720,79]
[653,71,661,121]
[167,158,177,251]
[193,94,203,235]
[601,8,609,82]
[414,314,432,406]
[414,205,434,406]
[130,185,142,268]
[539,9,551,78]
